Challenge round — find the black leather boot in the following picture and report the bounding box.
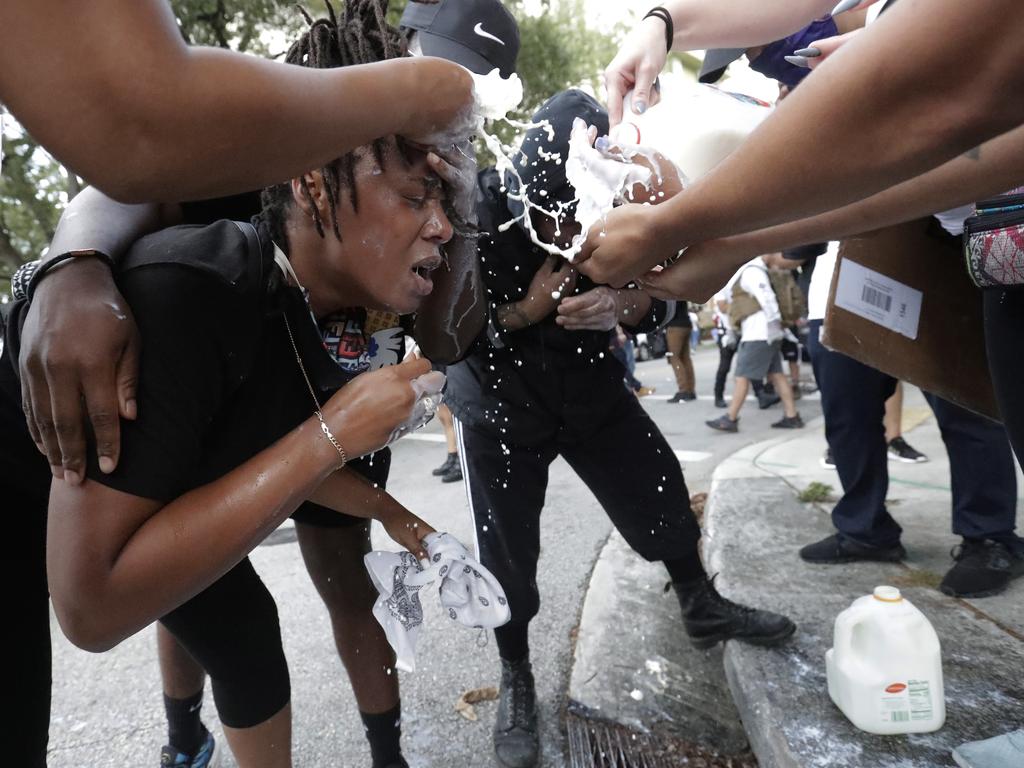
[675,576,796,650]
[493,658,539,768]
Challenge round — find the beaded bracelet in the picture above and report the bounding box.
[643,6,674,53]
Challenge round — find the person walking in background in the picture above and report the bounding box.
[432,404,464,483]
[707,255,803,432]
[666,303,697,402]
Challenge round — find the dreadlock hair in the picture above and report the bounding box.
[261,0,410,251]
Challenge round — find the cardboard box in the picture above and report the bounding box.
[821,218,1000,421]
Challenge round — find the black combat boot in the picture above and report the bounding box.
[493,658,539,768]
[675,575,796,650]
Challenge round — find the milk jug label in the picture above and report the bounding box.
[880,680,933,724]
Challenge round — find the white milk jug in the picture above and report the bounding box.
[609,82,772,181]
[826,586,945,735]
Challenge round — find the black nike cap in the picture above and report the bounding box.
[400,0,520,78]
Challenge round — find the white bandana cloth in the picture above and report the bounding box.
[364,532,510,672]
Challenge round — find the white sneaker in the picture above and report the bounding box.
[952,729,1024,768]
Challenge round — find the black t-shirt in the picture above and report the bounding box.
[3,218,385,503]
[445,169,671,445]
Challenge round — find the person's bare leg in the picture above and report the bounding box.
[728,377,751,421]
[295,521,399,713]
[221,703,292,768]
[158,624,205,698]
[769,372,798,418]
[438,404,457,454]
[884,382,904,442]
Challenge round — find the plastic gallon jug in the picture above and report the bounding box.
[608,80,772,181]
[826,586,945,734]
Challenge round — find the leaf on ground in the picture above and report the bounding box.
[454,686,499,721]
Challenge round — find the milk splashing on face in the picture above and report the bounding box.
[470,70,661,261]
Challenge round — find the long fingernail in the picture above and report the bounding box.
[784,55,810,68]
[595,136,610,152]
[64,470,81,485]
[125,399,137,419]
[830,0,859,15]
[633,101,647,115]
[99,456,115,474]
[793,47,821,57]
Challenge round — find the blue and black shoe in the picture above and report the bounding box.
[160,728,218,767]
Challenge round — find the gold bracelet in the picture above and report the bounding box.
[316,412,348,467]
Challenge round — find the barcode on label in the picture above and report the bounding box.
[891,712,910,723]
[861,285,892,313]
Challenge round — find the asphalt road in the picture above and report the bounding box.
[47,343,822,767]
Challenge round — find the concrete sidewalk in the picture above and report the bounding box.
[570,388,1023,767]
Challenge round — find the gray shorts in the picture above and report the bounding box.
[735,340,783,380]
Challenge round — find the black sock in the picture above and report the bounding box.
[495,623,530,664]
[361,704,403,768]
[164,690,205,755]
[663,554,706,585]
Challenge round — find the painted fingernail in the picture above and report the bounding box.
[633,101,647,115]
[784,55,811,69]
[595,136,610,152]
[830,0,859,15]
[99,456,115,474]
[793,47,821,57]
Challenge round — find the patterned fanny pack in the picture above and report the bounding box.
[963,191,1024,288]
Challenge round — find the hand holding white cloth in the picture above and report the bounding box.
[364,531,510,672]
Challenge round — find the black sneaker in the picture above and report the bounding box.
[668,392,687,403]
[888,437,929,463]
[714,396,728,408]
[820,448,836,469]
[432,453,458,476]
[680,390,697,401]
[674,576,796,650]
[799,533,906,564]
[706,414,738,433]
[771,414,804,429]
[493,658,539,768]
[160,728,216,767]
[441,462,463,483]
[940,539,1024,598]
[379,759,410,768]
[758,393,781,409]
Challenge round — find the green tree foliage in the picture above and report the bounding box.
[0,0,618,294]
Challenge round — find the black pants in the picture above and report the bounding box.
[714,336,737,401]
[807,320,1018,549]
[984,289,1024,468]
[454,391,702,628]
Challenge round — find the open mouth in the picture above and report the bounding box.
[411,255,443,281]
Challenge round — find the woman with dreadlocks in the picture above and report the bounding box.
[2,3,484,767]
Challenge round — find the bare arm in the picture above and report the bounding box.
[309,468,436,559]
[640,123,1024,301]
[21,190,185,482]
[0,0,473,203]
[47,357,431,652]
[605,0,842,124]
[584,0,1024,286]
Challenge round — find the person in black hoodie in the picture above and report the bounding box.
[444,90,796,768]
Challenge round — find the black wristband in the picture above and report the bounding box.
[643,7,674,53]
[26,250,115,303]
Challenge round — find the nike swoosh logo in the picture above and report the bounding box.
[473,22,505,46]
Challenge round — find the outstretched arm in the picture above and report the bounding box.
[0,0,474,202]
[47,357,432,653]
[605,0,849,124]
[639,123,1024,302]
[583,0,1024,286]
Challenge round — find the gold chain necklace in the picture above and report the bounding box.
[282,313,347,467]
